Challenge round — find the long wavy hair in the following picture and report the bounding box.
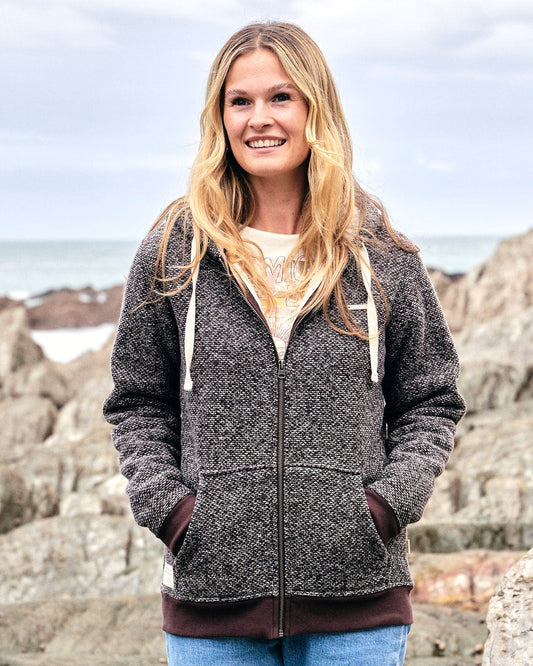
[149,21,416,334]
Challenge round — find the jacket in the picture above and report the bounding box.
[103,211,466,639]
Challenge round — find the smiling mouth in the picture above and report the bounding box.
[246,139,286,148]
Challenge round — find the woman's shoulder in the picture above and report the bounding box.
[134,201,193,265]
[357,201,430,303]
[360,202,417,261]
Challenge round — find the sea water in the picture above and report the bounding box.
[0,235,505,362]
[0,236,503,299]
[0,240,138,299]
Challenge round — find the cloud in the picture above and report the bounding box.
[458,21,533,60]
[416,155,456,173]
[289,0,533,70]
[0,1,112,48]
[65,0,243,19]
[0,0,245,49]
[0,130,196,173]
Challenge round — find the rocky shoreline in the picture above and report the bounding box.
[0,229,532,664]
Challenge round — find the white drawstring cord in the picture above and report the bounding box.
[359,243,379,383]
[183,236,198,392]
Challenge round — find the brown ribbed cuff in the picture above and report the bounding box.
[159,494,196,556]
[365,489,400,544]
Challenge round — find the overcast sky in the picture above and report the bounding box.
[1,0,532,240]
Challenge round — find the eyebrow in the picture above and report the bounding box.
[225,82,297,98]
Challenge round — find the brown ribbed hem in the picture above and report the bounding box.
[162,595,279,638]
[162,587,412,639]
[286,587,413,636]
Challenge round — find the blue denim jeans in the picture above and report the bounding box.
[166,624,411,665]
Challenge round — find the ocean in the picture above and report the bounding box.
[0,235,503,299]
[0,235,504,362]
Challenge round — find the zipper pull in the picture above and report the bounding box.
[278,359,286,380]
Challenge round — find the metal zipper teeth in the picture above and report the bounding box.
[277,357,286,637]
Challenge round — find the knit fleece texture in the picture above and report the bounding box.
[103,210,465,628]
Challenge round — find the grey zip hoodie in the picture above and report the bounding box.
[103,210,465,638]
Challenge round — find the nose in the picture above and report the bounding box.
[248,101,273,129]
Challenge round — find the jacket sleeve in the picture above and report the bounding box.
[367,250,466,531]
[103,232,194,542]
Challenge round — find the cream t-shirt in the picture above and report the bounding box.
[240,226,306,359]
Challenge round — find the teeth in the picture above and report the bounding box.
[248,139,284,148]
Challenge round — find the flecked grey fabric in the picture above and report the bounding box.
[103,211,465,604]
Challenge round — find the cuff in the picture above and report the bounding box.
[365,488,400,545]
[159,494,196,556]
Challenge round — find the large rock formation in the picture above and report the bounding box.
[410,399,533,553]
[431,228,533,333]
[429,229,533,416]
[26,285,123,330]
[483,548,533,665]
[0,307,43,381]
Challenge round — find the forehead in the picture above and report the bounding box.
[224,49,293,90]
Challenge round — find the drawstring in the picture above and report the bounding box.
[359,243,379,383]
[183,236,199,392]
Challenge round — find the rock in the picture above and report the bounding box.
[458,360,529,413]
[1,360,70,407]
[97,473,129,516]
[455,307,533,412]
[402,604,487,663]
[17,424,116,500]
[0,594,165,666]
[27,285,124,330]
[0,295,20,312]
[0,466,32,534]
[59,492,106,517]
[52,376,113,436]
[0,515,162,604]
[410,401,533,552]
[410,550,525,610]
[427,268,458,301]
[483,548,533,665]
[437,228,533,333]
[0,397,57,454]
[0,308,43,382]
[55,336,114,397]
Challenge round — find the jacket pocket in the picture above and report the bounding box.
[284,465,390,596]
[170,466,278,602]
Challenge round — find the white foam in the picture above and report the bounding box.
[31,323,116,363]
[7,291,30,301]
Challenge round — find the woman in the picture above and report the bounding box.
[103,21,465,665]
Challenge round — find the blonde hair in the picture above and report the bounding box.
[150,21,416,334]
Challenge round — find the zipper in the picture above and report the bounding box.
[229,275,314,639]
[277,357,286,637]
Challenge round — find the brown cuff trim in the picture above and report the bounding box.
[159,494,196,556]
[365,489,401,545]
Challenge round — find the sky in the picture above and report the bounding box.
[1,0,532,240]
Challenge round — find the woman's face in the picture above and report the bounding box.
[222,49,309,186]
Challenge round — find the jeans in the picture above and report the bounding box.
[165,624,411,665]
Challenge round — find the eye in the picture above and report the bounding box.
[230,97,249,106]
[273,93,290,102]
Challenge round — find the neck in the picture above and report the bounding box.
[248,172,307,234]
